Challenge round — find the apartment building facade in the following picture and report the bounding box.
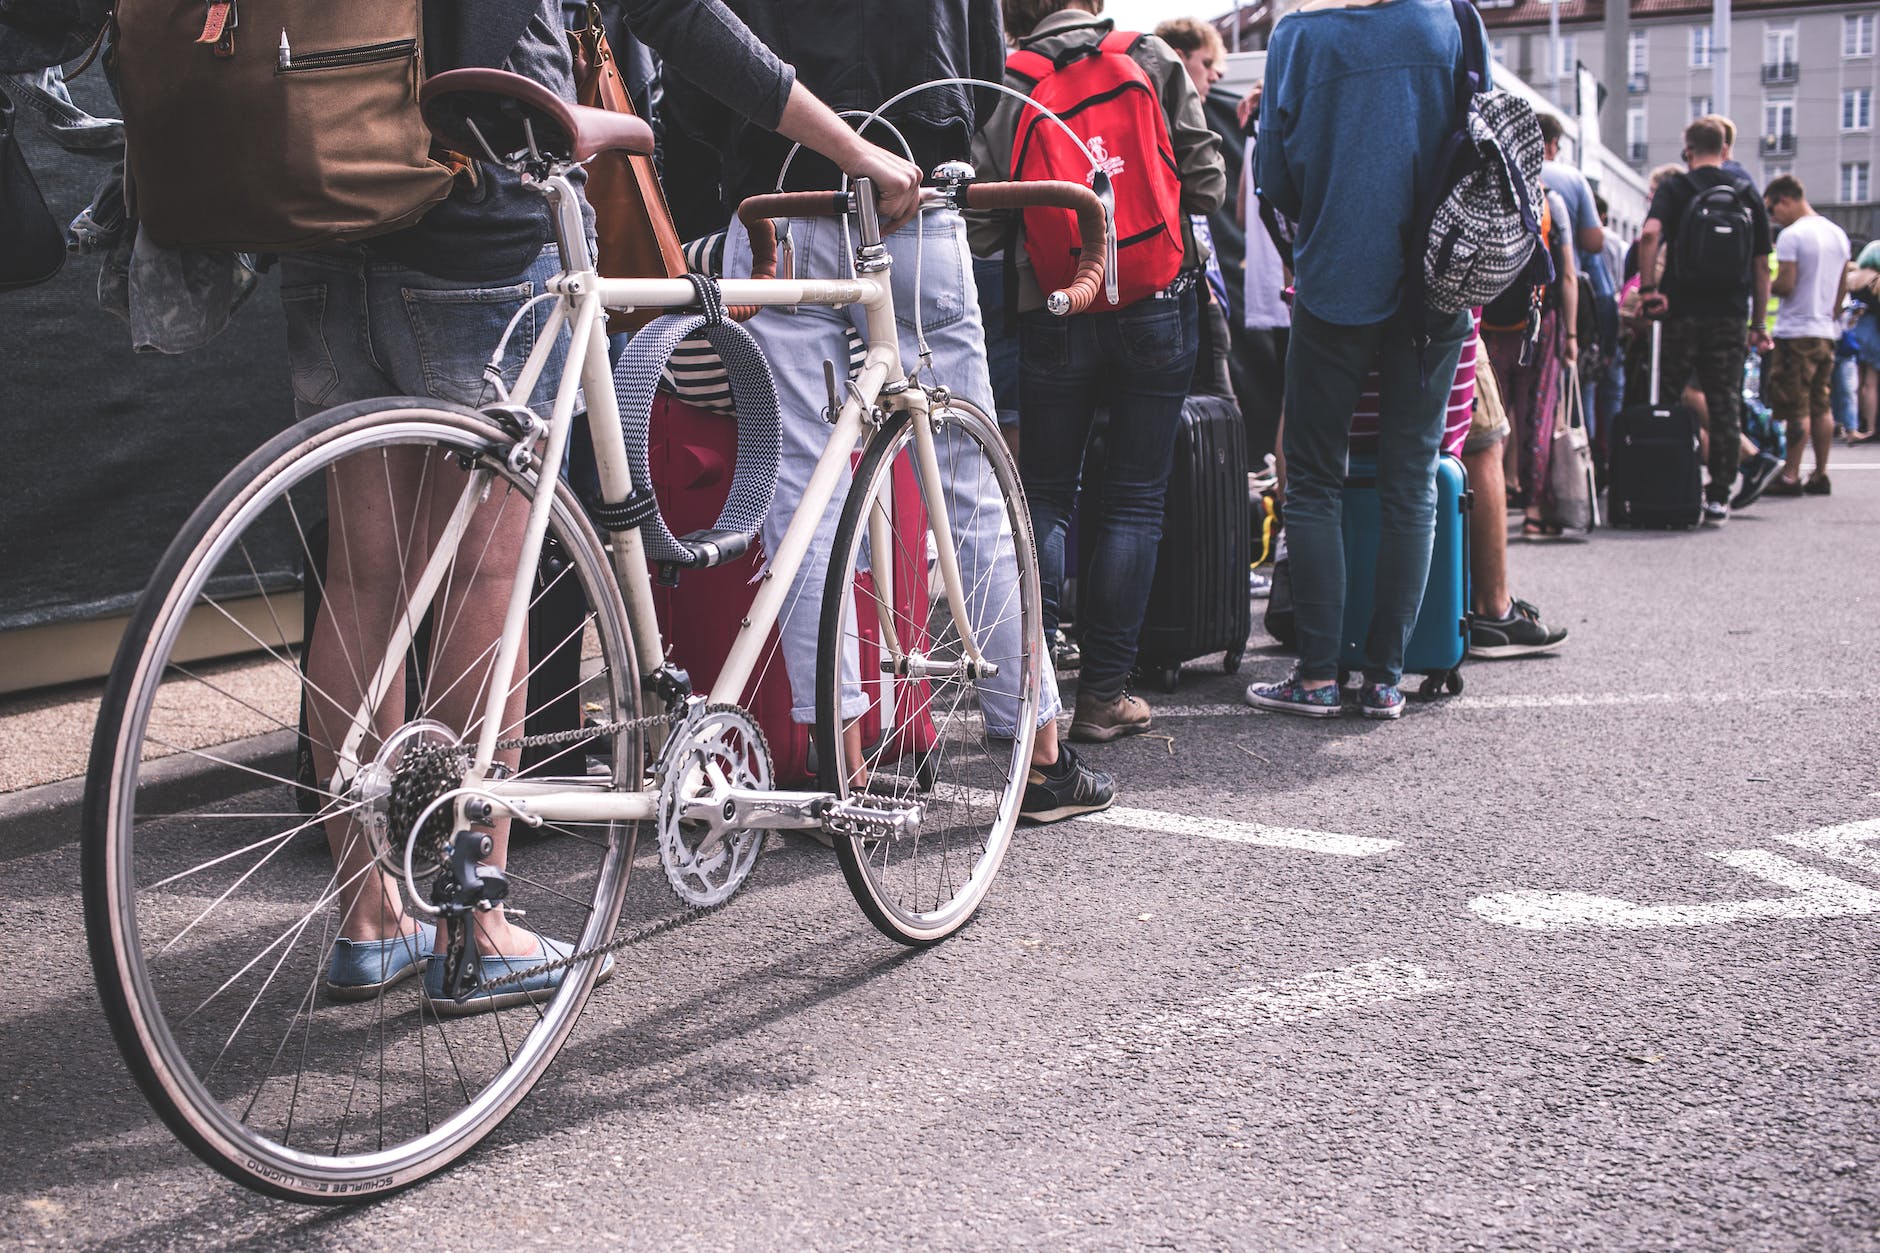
[1216,0,1879,243]
[1479,0,1880,244]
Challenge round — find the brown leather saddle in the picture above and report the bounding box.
[421,68,652,167]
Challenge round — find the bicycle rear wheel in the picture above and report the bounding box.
[816,399,1042,945]
[83,399,641,1201]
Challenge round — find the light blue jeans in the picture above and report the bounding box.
[726,208,1058,736]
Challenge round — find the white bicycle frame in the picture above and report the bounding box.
[329,173,998,832]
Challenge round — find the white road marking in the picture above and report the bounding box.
[1774,817,1880,876]
[1156,687,1878,720]
[1471,849,1880,931]
[1079,802,1397,858]
[1133,959,1449,1047]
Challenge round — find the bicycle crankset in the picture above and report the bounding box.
[654,702,771,907]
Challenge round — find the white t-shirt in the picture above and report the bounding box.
[1242,136,1292,331]
[1773,213,1851,340]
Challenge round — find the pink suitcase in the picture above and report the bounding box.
[648,393,936,784]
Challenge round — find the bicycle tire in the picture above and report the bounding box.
[83,398,641,1202]
[815,399,1042,945]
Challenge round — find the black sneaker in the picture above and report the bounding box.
[1468,597,1569,659]
[1803,473,1832,496]
[1731,451,1784,509]
[1019,743,1115,824]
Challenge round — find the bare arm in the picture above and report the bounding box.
[1835,261,1850,321]
[1750,254,1773,350]
[774,83,920,222]
[1559,241,1579,365]
[1771,259,1798,300]
[1576,224,1605,256]
[1637,218,1665,313]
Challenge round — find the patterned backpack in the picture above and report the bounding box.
[1412,0,1551,322]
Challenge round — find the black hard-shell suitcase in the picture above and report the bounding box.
[1131,391,1254,690]
[1609,320,1703,529]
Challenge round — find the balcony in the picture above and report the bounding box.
[1760,131,1797,156]
[1627,72,1649,94]
[1628,140,1651,163]
[1761,60,1798,85]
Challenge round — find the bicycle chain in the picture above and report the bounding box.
[397,708,704,995]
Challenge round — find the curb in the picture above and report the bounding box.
[0,730,299,862]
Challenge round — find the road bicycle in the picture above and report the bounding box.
[81,69,1107,1201]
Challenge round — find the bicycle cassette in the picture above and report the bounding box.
[653,703,771,907]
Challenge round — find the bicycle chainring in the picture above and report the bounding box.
[654,703,771,907]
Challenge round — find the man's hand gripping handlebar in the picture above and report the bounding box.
[732,179,1109,317]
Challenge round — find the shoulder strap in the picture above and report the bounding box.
[1447,0,1483,114]
[1100,29,1144,56]
[1006,47,1053,85]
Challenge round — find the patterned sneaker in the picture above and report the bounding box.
[1244,675,1342,718]
[1731,451,1784,509]
[1019,743,1115,824]
[1358,682,1405,720]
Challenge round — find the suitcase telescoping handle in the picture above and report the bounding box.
[1649,318,1662,408]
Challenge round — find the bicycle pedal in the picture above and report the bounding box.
[822,794,925,841]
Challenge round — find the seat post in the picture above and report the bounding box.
[540,173,594,275]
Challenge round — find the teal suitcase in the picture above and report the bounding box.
[1337,454,1471,700]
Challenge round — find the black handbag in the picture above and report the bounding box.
[0,88,65,291]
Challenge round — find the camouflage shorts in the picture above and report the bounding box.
[1765,336,1835,422]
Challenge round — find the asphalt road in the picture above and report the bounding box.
[5,449,1878,1250]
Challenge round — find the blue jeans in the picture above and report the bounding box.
[971,255,1021,428]
[1019,288,1200,700]
[279,247,567,419]
[726,208,1059,736]
[1284,302,1470,686]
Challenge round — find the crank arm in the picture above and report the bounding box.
[680,787,837,834]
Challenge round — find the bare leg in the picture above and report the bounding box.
[1810,404,1834,480]
[1463,440,1510,620]
[1862,365,1879,435]
[306,448,535,952]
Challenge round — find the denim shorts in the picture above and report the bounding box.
[278,246,568,420]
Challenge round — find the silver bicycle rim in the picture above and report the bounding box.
[822,398,1041,944]
[87,404,639,1199]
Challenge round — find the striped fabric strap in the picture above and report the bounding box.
[608,304,781,567]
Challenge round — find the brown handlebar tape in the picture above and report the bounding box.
[725,181,1108,319]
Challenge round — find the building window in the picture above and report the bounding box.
[1843,162,1871,203]
[1846,14,1875,59]
[1628,30,1648,74]
[1489,36,1507,66]
[1691,95,1714,123]
[1764,97,1795,135]
[1691,24,1713,68]
[1763,25,1797,66]
[1846,89,1875,131]
[1553,33,1578,79]
[1627,105,1648,162]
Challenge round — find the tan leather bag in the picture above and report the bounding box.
[570,13,685,333]
[114,0,457,252]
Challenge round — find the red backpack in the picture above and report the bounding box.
[1006,30,1185,308]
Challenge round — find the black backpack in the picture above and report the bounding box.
[1672,175,1755,298]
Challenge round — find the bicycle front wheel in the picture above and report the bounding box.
[83,399,641,1201]
[816,399,1043,945]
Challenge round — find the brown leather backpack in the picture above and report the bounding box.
[113,0,458,252]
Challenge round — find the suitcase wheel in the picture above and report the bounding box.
[1445,671,1464,696]
[1222,649,1244,676]
[1157,666,1182,693]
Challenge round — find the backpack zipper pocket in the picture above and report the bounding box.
[277,36,415,73]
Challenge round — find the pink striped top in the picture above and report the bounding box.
[1348,315,1479,459]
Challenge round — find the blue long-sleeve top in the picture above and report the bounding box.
[1256,0,1490,326]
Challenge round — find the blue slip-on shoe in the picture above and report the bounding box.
[326,922,436,1001]
[423,932,616,1017]
[1244,675,1343,718]
[1358,683,1405,720]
